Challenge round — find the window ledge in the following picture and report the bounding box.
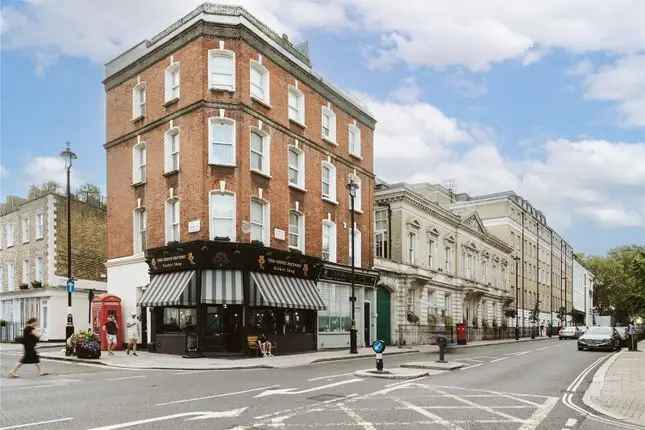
[210,86,235,94]
[322,197,338,205]
[163,97,179,107]
[288,183,307,192]
[132,181,146,188]
[208,162,237,168]
[322,136,338,146]
[251,95,272,109]
[251,169,272,179]
[349,152,363,160]
[289,118,306,128]
[131,115,145,123]
[163,169,180,177]
[36,237,44,241]
[351,208,364,214]
[22,241,29,245]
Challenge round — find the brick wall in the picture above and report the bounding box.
[55,196,107,281]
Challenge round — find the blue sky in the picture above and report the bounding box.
[2,1,645,256]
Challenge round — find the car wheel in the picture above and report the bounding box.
[559,337,562,340]
[578,345,583,351]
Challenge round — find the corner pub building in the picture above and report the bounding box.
[103,4,378,355]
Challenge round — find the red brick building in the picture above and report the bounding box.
[104,4,378,354]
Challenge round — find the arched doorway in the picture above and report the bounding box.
[377,286,391,345]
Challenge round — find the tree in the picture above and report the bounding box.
[28,181,60,199]
[583,246,645,324]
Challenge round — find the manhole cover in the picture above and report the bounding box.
[307,393,346,402]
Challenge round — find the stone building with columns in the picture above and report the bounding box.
[373,182,513,345]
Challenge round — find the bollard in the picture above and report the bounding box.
[372,339,386,372]
[376,353,384,371]
[437,336,447,363]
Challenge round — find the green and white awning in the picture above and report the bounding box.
[201,270,243,304]
[249,272,326,310]
[139,271,197,307]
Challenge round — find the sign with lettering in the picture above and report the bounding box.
[318,263,380,288]
[274,228,286,241]
[188,219,201,233]
[149,252,197,272]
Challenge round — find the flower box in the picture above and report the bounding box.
[68,330,101,359]
[18,284,29,290]
[31,281,43,288]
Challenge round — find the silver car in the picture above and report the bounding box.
[577,326,621,351]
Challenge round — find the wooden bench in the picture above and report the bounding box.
[246,335,278,356]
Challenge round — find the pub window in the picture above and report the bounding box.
[250,129,270,176]
[161,307,197,332]
[164,198,180,243]
[288,210,304,251]
[209,192,235,241]
[250,198,268,245]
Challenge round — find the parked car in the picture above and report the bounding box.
[614,326,628,347]
[559,326,582,340]
[577,326,621,351]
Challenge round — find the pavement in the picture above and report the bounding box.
[1,337,634,430]
[33,335,553,370]
[583,340,645,427]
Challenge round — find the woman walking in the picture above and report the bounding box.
[8,318,48,378]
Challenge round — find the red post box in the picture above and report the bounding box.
[91,294,124,351]
[456,322,467,345]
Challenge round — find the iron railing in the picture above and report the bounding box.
[0,322,23,343]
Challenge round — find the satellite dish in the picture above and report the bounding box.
[241,221,251,234]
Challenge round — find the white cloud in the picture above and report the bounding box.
[567,59,594,76]
[23,156,85,189]
[582,55,645,127]
[446,72,488,99]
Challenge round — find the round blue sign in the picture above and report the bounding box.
[372,339,385,354]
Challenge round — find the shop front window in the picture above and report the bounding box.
[161,307,197,332]
[246,308,314,335]
[317,283,352,333]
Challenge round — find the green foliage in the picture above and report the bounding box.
[583,245,645,324]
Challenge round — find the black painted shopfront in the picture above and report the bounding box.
[140,241,325,355]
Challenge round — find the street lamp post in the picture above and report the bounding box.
[346,178,359,354]
[60,143,77,341]
[514,256,520,340]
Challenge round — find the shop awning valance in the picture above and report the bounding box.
[249,272,326,310]
[201,270,243,304]
[139,270,197,307]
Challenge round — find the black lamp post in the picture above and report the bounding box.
[346,178,359,354]
[513,256,520,340]
[60,143,77,341]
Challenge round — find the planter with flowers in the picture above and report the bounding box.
[69,329,101,359]
[31,281,43,288]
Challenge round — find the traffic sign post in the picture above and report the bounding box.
[372,340,386,372]
[66,278,76,293]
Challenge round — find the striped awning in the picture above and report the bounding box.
[201,270,244,304]
[249,272,326,310]
[139,271,197,307]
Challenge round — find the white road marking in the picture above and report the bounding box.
[535,346,549,351]
[88,409,246,430]
[461,363,485,370]
[105,375,146,381]
[254,379,363,398]
[0,418,74,430]
[565,418,578,426]
[156,385,280,406]
[395,398,465,430]
[171,370,213,375]
[308,372,355,381]
[433,388,524,423]
[518,396,558,430]
[490,356,511,363]
[338,403,376,430]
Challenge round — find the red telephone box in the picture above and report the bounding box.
[456,322,467,345]
[91,294,124,351]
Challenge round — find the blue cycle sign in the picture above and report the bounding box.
[372,339,385,354]
[66,278,75,293]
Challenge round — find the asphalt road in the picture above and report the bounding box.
[1,339,637,430]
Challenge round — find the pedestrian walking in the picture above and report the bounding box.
[126,313,140,356]
[8,318,48,378]
[540,321,545,337]
[103,314,119,355]
[627,321,636,351]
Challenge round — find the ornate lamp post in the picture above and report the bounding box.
[346,177,359,354]
[60,143,77,341]
[513,256,520,340]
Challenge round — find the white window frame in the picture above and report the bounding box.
[349,227,362,268]
[321,105,337,144]
[250,198,269,245]
[249,60,270,105]
[35,213,44,239]
[250,128,271,176]
[321,161,337,202]
[288,210,305,252]
[322,220,337,263]
[208,49,236,92]
[5,224,14,247]
[288,145,305,189]
[351,176,362,212]
[132,141,146,184]
[132,82,146,119]
[374,209,388,259]
[165,198,180,244]
[164,62,180,102]
[164,127,180,173]
[22,258,30,285]
[35,257,44,283]
[21,218,30,243]
[288,85,305,126]
[428,238,435,269]
[133,208,147,255]
[208,117,236,166]
[7,262,15,291]
[408,231,416,265]
[209,191,236,241]
[445,246,451,273]
[348,123,362,158]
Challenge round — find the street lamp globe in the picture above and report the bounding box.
[346,178,358,197]
[59,142,78,170]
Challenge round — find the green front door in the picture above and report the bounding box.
[376,287,391,345]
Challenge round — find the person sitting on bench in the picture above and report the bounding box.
[257,333,272,357]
